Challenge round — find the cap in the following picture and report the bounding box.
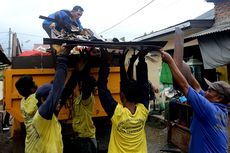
[206,80,230,102]
[35,83,53,102]
[72,5,84,12]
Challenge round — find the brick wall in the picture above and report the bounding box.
[214,0,230,25]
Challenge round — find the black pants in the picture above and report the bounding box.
[64,136,97,153]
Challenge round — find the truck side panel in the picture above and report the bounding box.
[4,67,120,122]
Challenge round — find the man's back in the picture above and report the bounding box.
[32,113,63,153]
[108,103,148,153]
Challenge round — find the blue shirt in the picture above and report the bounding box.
[43,10,83,33]
[187,87,228,153]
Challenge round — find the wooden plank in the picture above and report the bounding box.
[43,38,167,51]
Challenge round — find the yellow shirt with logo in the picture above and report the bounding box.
[21,94,63,153]
[108,103,148,153]
[32,112,63,153]
[20,94,39,153]
[72,94,96,138]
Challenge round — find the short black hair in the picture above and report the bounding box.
[120,79,141,103]
[15,75,36,97]
[72,5,84,12]
[81,76,97,93]
[81,76,97,100]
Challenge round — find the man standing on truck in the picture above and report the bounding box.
[98,49,149,153]
[15,44,81,153]
[161,51,229,153]
[42,5,84,37]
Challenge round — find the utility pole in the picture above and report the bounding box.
[8,28,11,58]
[11,32,22,57]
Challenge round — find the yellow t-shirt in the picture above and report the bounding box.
[72,94,96,138]
[20,94,39,153]
[21,93,63,153]
[108,103,148,153]
[32,112,63,153]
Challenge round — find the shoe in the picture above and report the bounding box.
[2,125,10,131]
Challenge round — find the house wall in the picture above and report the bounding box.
[216,65,228,82]
[146,53,162,91]
[163,39,199,51]
[214,0,230,25]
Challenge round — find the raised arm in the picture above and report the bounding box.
[120,49,129,83]
[81,62,95,100]
[98,49,117,118]
[161,51,189,96]
[182,62,202,92]
[56,54,90,115]
[38,45,71,120]
[136,51,149,109]
[127,51,138,80]
[56,68,79,114]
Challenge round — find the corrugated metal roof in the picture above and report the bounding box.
[195,9,214,20]
[134,9,214,41]
[134,20,214,41]
[185,21,230,39]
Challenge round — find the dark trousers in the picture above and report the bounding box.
[64,136,97,153]
[3,112,10,126]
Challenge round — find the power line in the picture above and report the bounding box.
[0,34,8,37]
[0,38,9,41]
[17,33,43,38]
[99,0,156,34]
[1,31,43,38]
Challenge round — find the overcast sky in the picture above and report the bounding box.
[0,0,214,52]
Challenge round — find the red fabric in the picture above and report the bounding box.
[19,50,51,56]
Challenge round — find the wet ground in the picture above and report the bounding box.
[0,115,168,153]
[0,131,13,153]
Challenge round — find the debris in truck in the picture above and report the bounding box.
[19,50,51,56]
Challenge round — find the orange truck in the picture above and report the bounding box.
[4,40,166,130]
[3,54,121,134]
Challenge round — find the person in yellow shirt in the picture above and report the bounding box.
[58,61,97,153]
[98,49,149,153]
[17,75,39,153]
[72,75,97,153]
[15,45,78,153]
